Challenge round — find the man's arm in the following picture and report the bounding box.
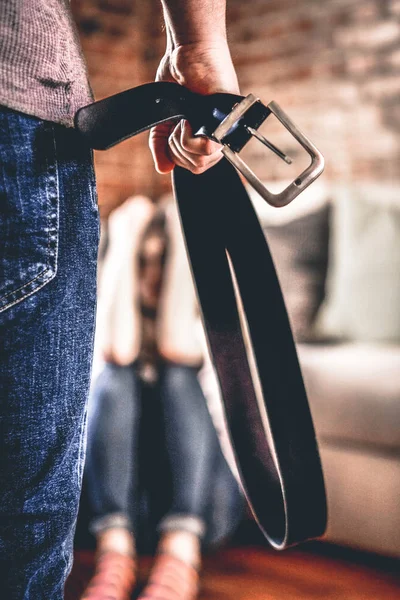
[150,0,239,174]
[161,0,227,49]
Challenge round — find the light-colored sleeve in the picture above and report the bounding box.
[157,197,205,366]
[94,196,156,368]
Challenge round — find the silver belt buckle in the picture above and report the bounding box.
[212,94,324,208]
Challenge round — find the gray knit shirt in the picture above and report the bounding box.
[0,0,93,127]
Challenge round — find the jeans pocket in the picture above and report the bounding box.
[0,108,59,313]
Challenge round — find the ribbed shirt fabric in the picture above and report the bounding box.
[0,0,93,126]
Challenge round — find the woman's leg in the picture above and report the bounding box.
[202,444,245,550]
[85,362,142,540]
[157,363,221,542]
[138,364,240,600]
[157,363,244,552]
[82,363,141,600]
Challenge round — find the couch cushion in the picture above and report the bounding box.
[321,445,400,557]
[248,180,331,342]
[264,204,331,342]
[314,184,400,343]
[298,343,400,450]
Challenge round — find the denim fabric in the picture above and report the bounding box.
[0,107,99,599]
[85,363,244,550]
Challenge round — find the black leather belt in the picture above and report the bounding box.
[75,82,327,549]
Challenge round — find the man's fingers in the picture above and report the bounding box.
[150,119,223,174]
[169,121,223,173]
[180,120,221,156]
[170,121,218,168]
[170,121,199,167]
[168,128,197,171]
[149,122,175,174]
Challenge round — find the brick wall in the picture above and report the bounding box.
[71,0,166,216]
[72,0,400,216]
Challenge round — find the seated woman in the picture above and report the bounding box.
[81,196,243,600]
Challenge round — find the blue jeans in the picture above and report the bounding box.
[85,363,244,550]
[0,107,99,598]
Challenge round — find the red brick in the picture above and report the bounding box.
[346,53,377,76]
[362,75,400,99]
[336,21,400,49]
[385,48,400,69]
[390,0,400,17]
[350,2,380,22]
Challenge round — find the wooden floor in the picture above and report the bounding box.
[65,543,400,600]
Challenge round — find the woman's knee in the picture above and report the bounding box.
[91,363,138,419]
[161,364,197,394]
[161,364,209,413]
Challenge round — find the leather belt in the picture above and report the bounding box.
[75,82,327,549]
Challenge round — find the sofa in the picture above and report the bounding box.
[253,180,400,558]
[204,179,400,558]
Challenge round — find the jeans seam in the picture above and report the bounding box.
[88,149,99,211]
[0,122,59,312]
[0,266,54,304]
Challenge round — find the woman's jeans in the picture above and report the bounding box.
[0,107,99,599]
[85,363,244,550]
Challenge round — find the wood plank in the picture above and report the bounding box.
[65,545,400,600]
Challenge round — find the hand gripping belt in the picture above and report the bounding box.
[75,82,328,549]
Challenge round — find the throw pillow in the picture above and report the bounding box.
[263,204,331,342]
[314,183,400,343]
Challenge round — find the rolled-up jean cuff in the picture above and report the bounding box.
[89,513,133,536]
[158,514,206,539]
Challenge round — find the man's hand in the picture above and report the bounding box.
[149,42,240,175]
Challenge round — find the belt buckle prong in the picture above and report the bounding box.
[212,94,325,208]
